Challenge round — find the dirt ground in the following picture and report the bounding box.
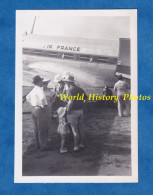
[22,106,131,176]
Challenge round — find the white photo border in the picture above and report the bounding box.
[15,9,138,183]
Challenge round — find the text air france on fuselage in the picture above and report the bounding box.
[46,44,80,52]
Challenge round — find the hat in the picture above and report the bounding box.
[62,71,73,79]
[32,75,44,84]
[118,75,123,80]
[105,86,109,89]
[57,107,67,118]
[43,78,50,83]
[63,74,75,83]
[54,74,62,83]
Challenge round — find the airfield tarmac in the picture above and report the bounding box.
[22,104,131,176]
[22,59,130,176]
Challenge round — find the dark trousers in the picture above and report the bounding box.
[32,106,49,149]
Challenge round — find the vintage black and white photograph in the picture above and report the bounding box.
[15,10,137,183]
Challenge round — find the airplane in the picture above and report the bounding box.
[22,17,131,90]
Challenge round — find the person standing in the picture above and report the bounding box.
[103,86,113,96]
[43,79,57,117]
[53,74,65,95]
[43,78,56,131]
[62,72,72,94]
[26,75,49,150]
[103,86,113,108]
[62,72,80,94]
[56,107,70,153]
[114,75,130,117]
[63,74,87,151]
[52,74,67,112]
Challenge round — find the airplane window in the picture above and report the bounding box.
[47,51,58,57]
[79,55,91,61]
[41,50,58,57]
[63,53,74,59]
[23,49,29,54]
[33,49,42,54]
[97,58,109,63]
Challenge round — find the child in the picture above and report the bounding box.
[57,107,70,153]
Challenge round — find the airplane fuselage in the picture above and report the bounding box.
[22,35,121,88]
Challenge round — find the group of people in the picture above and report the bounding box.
[25,72,130,153]
[26,72,87,153]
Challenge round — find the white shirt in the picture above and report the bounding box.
[114,80,129,96]
[26,86,48,107]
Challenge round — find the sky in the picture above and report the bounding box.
[20,11,130,40]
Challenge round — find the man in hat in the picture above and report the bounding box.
[114,75,130,117]
[26,75,49,150]
[52,74,67,112]
[53,74,65,95]
[63,74,88,151]
[62,72,72,94]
